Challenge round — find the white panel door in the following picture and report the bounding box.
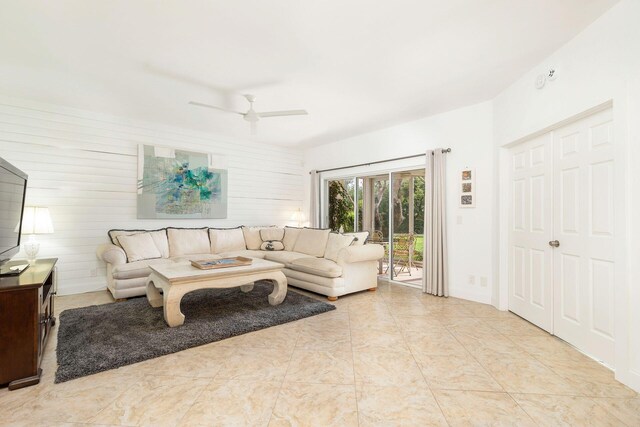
[508,134,554,332]
[553,108,615,366]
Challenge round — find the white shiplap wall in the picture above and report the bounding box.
[0,96,304,295]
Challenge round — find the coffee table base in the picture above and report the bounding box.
[146,270,288,327]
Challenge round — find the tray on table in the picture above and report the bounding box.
[190,256,253,270]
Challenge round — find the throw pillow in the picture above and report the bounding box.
[324,233,356,262]
[343,231,370,246]
[167,228,210,256]
[259,227,285,251]
[260,227,285,242]
[109,229,170,258]
[209,228,246,253]
[283,227,302,251]
[242,226,265,250]
[260,241,285,251]
[293,228,331,257]
[117,233,162,262]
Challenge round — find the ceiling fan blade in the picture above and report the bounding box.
[188,101,244,116]
[258,109,308,118]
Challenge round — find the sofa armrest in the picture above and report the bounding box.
[336,244,384,266]
[96,243,127,265]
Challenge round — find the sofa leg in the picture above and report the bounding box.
[327,296,338,302]
[114,298,127,302]
[368,287,377,292]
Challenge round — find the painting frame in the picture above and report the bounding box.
[137,144,228,219]
[459,168,475,208]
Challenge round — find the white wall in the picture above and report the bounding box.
[493,0,640,391]
[0,95,304,296]
[304,101,494,304]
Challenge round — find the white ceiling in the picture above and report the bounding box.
[0,0,618,147]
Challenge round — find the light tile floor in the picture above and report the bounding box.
[0,281,638,426]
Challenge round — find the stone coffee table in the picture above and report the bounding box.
[146,258,287,327]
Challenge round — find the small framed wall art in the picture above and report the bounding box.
[459,168,475,208]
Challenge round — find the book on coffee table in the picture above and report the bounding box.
[190,256,253,270]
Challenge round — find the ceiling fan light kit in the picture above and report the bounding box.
[189,94,308,134]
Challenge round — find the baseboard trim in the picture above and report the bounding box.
[617,368,640,394]
[448,287,492,305]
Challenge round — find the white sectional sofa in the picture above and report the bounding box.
[96,226,384,301]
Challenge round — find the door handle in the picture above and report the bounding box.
[549,240,560,248]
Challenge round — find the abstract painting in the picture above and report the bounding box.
[137,145,228,219]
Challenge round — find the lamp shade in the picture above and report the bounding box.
[291,208,305,227]
[20,206,54,234]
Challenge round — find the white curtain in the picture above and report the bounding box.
[309,170,320,228]
[424,149,449,296]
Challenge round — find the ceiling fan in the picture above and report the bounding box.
[189,94,308,134]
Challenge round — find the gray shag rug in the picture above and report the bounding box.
[55,281,335,383]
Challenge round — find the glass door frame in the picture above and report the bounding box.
[320,161,426,288]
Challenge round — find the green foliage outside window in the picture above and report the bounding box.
[328,180,355,232]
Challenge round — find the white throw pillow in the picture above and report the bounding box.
[293,228,331,257]
[260,241,285,251]
[167,228,210,256]
[242,226,264,250]
[283,227,302,251]
[343,231,369,246]
[209,228,246,253]
[110,229,170,258]
[324,233,356,262]
[117,233,162,262]
[260,227,285,242]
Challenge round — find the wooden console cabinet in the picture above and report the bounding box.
[0,258,57,390]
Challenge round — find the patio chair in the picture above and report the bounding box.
[391,233,415,276]
[371,230,384,242]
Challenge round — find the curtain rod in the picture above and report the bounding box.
[309,148,451,174]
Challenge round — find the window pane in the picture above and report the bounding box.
[328,178,355,232]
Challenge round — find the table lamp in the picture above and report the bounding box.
[291,208,305,227]
[19,206,54,263]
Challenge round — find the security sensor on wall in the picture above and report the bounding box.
[536,67,558,89]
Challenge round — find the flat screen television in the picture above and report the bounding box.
[0,157,28,271]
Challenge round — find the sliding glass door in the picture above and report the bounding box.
[325,168,425,287]
[389,170,425,286]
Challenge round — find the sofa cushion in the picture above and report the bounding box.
[324,233,356,262]
[293,228,331,257]
[170,253,221,263]
[283,268,344,289]
[263,251,313,265]
[117,233,162,262]
[109,229,170,258]
[167,228,210,256]
[242,226,265,250]
[111,258,175,280]
[209,227,246,253]
[343,231,370,246]
[217,250,266,259]
[289,257,343,278]
[260,227,285,242]
[283,227,302,251]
